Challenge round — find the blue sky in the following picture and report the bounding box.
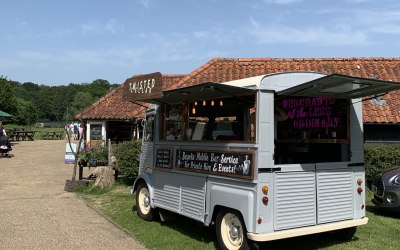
[1,0,400,86]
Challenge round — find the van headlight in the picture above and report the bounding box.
[391,175,400,185]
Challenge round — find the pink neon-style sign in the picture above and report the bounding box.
[281,97,341,129]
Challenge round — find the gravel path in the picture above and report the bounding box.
[0,140,146,250]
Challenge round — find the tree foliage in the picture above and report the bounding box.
[12,98,38,125]
[0,76,17,115]
[66,92,95,121]
[0,76,118,125]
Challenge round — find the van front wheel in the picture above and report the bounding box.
[136,182,154,221]
[216,209,252,250]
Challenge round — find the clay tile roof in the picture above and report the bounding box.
[78,58,400,123]
[175,58,400,124]
[76,74,186,120]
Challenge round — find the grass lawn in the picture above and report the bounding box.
[4,123,67,140]
[77,184,400,250]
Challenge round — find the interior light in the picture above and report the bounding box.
[192,107,196,115]
[220,100,223,106]
[194,101,198,106]
[211,100,214,106]
[203,100,206,106]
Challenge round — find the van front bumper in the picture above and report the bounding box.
[247,217,368,242]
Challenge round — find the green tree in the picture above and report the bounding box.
[0,76,17,115]
[82,79,111,99]
[12,98,38,125]
[66,91,95,120]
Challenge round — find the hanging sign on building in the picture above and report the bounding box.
[122,72,164,101]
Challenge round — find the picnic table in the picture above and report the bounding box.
[9,131,36,141]
[40,131,64,140]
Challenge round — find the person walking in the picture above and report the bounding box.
[73,121,79,140]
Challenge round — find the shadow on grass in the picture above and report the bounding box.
[132,205,218,248]
[115,176,135,186]
[132,205,359,250]
[366,204,400,218]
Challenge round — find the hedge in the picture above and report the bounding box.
[111,141,400,187]
[365,143,400,186]
[113,140,142,178]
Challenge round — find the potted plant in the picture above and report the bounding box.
[77,144,108,167]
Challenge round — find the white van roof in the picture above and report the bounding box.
[221,72,400,99]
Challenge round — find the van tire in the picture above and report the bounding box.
[136,182,154,221]
[216,209,253,250]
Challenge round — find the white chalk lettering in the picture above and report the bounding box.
[129,78,156,94]
[220,154,239,164]
[218,164,236,174]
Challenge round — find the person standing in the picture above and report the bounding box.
[78,123,84,140]
[0,121,7,136]
[73,121,79,140]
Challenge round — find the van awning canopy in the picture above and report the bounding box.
[148,82,256,105]
[277,74,400,98]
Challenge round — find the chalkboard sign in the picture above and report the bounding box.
[155,149,172,168]
[175,150,253,179]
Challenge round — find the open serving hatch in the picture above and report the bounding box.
[277,73,400,99]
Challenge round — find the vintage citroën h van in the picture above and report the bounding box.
[123,72,400,250]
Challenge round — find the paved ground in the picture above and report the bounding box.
[0,140,146,250]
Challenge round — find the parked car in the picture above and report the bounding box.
[371,166,400,211]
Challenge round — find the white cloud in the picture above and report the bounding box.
[80,19,124,35]
[370,24,400,34]
[248,18,369,46]
[346,0,370,3]
[138,0,151,9]
[105,19,125,34]
[263,0,302,4]
[11,47,146,68]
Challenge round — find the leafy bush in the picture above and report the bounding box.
[113,140,141,177]
[365,144,400,186]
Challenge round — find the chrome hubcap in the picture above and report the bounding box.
[143,196,150,207]
[230,225,240,240]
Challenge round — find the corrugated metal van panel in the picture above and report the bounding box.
[153,171,206,222]
[274,172,316,230]
[181,175,206,221]
[317,171,353,224]
[153,171,180,213]
[139,142,153,174]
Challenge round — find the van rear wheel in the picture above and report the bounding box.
[136,182,154,221]
[216,209,253,250]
